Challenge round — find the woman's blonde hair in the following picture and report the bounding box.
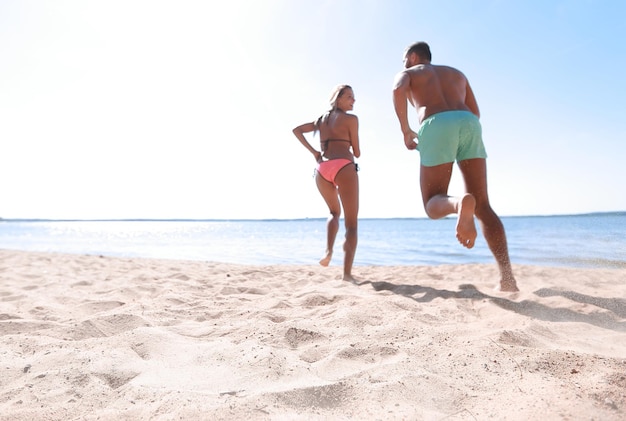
[315,84,352,129]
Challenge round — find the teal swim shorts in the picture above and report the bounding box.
[416,110,487,167]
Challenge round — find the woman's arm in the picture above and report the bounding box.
[293,122,322,162]
[348,115,361,158]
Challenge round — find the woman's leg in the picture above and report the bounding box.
[316,172,341,266]
[335,164,359,282]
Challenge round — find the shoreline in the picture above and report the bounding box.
[1,245,624,271]
[1,249,625,420]
[2,214,625,271]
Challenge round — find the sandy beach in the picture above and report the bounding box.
[1,249,625,420]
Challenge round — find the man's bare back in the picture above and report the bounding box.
[403,64,479,124]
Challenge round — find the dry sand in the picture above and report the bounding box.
[1,249,625,420]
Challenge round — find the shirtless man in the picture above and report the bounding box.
[392,41,518,292]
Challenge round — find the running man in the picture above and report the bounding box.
[392,41,518,292]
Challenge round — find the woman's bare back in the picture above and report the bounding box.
[319,111,360,160]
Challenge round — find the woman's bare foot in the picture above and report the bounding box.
[319,252,332,267]
[456,194,477,249]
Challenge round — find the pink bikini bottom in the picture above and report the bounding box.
[317,159,354,186]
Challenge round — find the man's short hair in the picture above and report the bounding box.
[405,42,432,61]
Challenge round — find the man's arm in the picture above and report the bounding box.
[464,81,480,118]
[392,71,418,150]
[392,71,412,133]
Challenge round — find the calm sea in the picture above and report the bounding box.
[0,213,624,269]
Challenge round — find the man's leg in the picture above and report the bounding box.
[420,163,478,248]
[457,158,518,291]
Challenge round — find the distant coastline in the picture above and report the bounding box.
[1,210,625,223]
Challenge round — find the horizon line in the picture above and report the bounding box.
[1,210,624,223]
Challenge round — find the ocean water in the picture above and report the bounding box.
[0,213,624,269]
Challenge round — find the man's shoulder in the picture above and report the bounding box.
[431,63,457,70]
[407,63,449,76]
[433,64,464,74]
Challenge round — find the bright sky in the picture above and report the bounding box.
[1,0,625,220]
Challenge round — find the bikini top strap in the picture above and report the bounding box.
[321,138,351,151]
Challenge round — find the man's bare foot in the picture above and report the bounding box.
[456,194,477,248]
[343,274,359,284]
[319,252,332,267]
[495,278,519,292]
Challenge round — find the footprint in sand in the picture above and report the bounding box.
[274,382,352,410]
[62,314,149,340]
[93,371,140,389]
[77,301,125,316]
[299,294,341,307]
[285,327,326,349]
[285,327,330,364]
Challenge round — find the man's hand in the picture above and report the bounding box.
[403,130,418,150]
